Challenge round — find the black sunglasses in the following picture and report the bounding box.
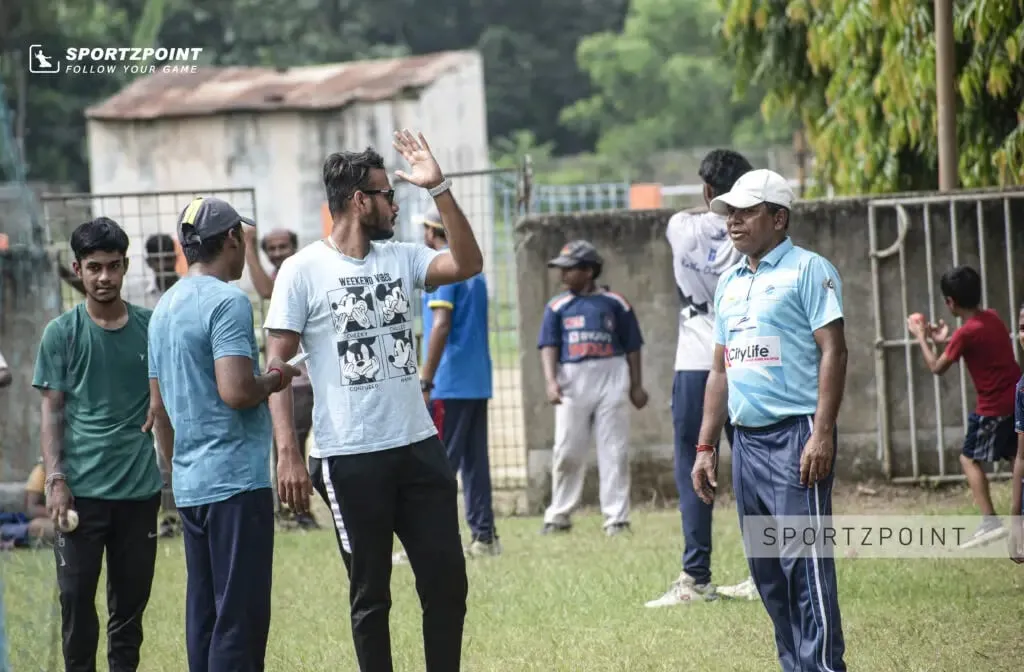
[359,188,396,205]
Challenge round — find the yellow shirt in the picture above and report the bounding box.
[25,464,45,494]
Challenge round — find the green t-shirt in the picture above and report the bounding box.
[32,302,162,500]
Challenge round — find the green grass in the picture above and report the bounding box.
[4,482,1024,671]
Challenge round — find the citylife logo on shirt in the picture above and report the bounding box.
[725,336,782,368]
[28,45,204,76]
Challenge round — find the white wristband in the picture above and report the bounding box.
[428,178,452,198]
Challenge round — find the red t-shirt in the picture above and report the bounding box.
[944,309,1021,416]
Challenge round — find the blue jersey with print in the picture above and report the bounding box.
[1015,376,1024,433]
[537,289,644,364]
[713,237,844,428]
[422,273,493,399]
[148,276,273,507]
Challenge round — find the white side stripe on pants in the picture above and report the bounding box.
[320,457,351,553]
[806,417,837,672]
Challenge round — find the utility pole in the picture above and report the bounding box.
[934,0,958,190]
[793,128,807,198]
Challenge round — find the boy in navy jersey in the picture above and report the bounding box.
[537,240,648,536]
[1009,302,1024,564]
[908,266,1021,549]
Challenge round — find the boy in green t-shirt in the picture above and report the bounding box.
[33,217,167,671]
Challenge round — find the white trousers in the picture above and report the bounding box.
[544,356,631,527]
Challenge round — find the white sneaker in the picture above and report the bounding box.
[717,576,759,601]
[395,538,503,564]
[466,538,503,557]
[644,572,717,608]
[957,518,1008,550]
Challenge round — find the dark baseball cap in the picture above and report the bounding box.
[548,240,603,268]
[177,196,255,246]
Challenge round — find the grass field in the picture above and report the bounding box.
[3,483,1023,671]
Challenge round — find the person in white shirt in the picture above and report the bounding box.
[646,149,759,607]
[262,130,483,672]
[0,348,10,388]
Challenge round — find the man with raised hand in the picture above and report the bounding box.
[263,130,482,671]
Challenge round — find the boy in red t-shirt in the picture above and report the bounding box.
[908,266,1021,549]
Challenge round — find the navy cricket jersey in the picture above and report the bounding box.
[1015,376,1024,433]
[537,289,644,364]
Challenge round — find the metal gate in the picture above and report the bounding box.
[868,190,1024,483]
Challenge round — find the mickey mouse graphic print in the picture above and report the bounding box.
[263,240,441,456]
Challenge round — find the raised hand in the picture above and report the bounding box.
[392,129,444,190]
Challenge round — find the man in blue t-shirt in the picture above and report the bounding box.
[537,240,648,536]
[419,208,500,557]
[148,197,301,671]
[694,169,848,672]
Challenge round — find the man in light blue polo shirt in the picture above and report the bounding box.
[692,169,849,672]
[418,207,500,558]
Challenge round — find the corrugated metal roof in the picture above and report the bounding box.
[85,50,478,121]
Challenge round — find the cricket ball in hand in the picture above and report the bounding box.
[908,312,926,325]
[60,510,79,532]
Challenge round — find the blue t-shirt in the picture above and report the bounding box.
[537,289,644,363]
[713,237,844,428]
[422,273,493,399]
[148,276,272,507]
[1015,376,1024,433]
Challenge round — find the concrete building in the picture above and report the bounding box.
[84,50,490,299]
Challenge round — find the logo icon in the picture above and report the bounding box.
[822,277,835,291]
[29,45,61,74]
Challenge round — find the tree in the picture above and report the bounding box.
[560,0,789,174]
[4,0,631,187]
[722,0,1024,194]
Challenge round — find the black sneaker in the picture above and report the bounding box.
[158,515,181,538]
[541,522,572,535]
[294,512,321,530]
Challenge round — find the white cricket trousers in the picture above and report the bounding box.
[544,355,631,527]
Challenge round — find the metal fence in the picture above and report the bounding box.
[393,162,630,490]
[868,190,1024,483]
[395,166,528,489]
[36,167,629,495]
[41,188,263,319]
[527,183,629,214]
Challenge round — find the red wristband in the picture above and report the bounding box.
[696,444,716,453]
[268,367,283,389]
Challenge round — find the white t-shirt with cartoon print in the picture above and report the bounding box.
[263,240,441,457]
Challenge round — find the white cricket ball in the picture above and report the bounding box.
[60,510,79,532]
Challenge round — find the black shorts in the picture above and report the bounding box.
[962,413,1016,462]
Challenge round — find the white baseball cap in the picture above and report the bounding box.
[709,169,795,216]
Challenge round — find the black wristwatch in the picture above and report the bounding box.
[420,379,434,392]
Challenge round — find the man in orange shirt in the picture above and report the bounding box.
[22,459,54,542]
[0,459,54,548]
